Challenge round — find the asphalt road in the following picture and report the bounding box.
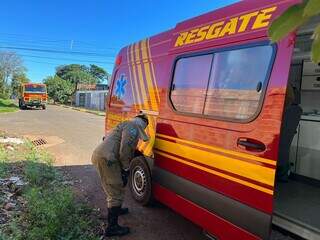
[0,105,104,166]
[0,105,296,240]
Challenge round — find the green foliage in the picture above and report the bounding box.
[0,219,24,240]
[56,64,88,83]
[0,98,18,113]
[0,145,8,178]
[10,73,30,98]
[63,70,97,85]
[43,76,74,103]
[269,0,320,63]
[89,64,109,83]
[48,64,109,102]
[56,64,99,84]
[56,64,109,85]
[269,3,308,42]
[24,146,57,186]
[0,90,10,100]
[24,187,98,240]
[0,141,100,240]
[0,51,26,96]
[304,0,320,17]
[312,25,320,62]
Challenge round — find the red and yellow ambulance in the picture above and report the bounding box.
[19,83,47,110]
[106,0,320,239]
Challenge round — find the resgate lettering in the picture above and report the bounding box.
[175,6,277,47]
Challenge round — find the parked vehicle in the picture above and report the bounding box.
[106,0,320,239]
[19,83,47,110]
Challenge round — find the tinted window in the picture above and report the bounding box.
[171,55,213,114]
[204,46,273,120]
[170,44,274,121]
[25,85,46,93]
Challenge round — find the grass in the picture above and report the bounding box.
[0,140,100,240]
[0,99,18,113]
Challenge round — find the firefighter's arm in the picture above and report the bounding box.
[119,125,139,170]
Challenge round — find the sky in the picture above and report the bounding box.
[1,0,238,83]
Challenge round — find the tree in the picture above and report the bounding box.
[0,51,26,96]
[56,64,88,83]
[89,64,110,83]
[11,73,30,98]
[45,63,109,103]
[269,0,320,63]
[56,64,97,94]
[55,64,109,97]
[63,70,97,85]
[56,64,109,85]
[43,76,74,103]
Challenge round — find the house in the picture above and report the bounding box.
[75,84,109,111]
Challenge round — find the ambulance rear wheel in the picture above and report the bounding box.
[129,156,153,206]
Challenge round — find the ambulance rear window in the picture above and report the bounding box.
[170,44,275,121]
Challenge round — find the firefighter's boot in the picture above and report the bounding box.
[119,205,129,216]
[105,207,130,237]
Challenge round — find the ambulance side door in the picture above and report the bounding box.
[153,37,294,240]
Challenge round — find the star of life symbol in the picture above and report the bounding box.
[115,74,127,99]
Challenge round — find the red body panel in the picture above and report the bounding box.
[106,0,300,239]
[153,183,260,240]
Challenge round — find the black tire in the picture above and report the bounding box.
[129,156,153,206]
[19,100,26,110]
[42,105,46,110]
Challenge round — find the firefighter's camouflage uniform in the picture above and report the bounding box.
[91,117,149,208]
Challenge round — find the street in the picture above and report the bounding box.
[0,105,294,240]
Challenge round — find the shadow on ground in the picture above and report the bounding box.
[60,164,208,240]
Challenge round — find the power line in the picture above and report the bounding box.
[25,60,65,66]
[20,54,115,64]
[0,46,116,57]
[0,40,118,53]
[26,59,114,66]
[0,33,121,50]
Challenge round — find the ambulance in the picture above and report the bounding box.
[105,0,320,239]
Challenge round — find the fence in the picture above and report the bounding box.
[75,90,108,111]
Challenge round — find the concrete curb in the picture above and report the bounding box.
[50,103,106,117]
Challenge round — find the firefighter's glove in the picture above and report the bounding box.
[121,169,130,187]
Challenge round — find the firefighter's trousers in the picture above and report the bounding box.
[92,153,125,208]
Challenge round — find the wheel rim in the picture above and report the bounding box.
[132,166,147,197]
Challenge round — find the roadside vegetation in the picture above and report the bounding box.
[44,64,110,104]
[0,50,109,107]
[0,52,29,100]
[0,99,18,113]
[0,136,100,240]
[269,0,320,63]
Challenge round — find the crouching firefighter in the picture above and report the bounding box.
[91,114,149,237]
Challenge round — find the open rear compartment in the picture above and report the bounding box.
[273,17,320,240]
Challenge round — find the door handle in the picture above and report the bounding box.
[237,138,266,152]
